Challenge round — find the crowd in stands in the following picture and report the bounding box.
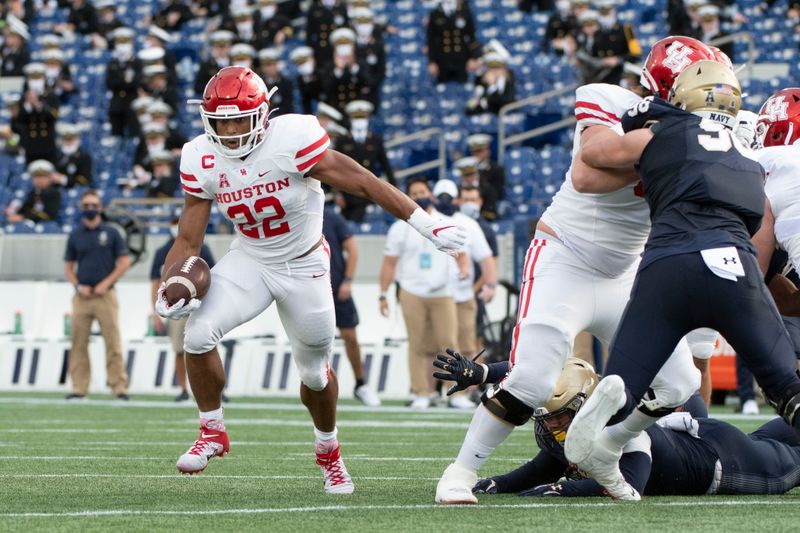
[0,0,797,231]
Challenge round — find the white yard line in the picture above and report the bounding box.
[2,500,798,518]
[0,473,438,480]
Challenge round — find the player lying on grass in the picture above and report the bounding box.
[434,351,800,497]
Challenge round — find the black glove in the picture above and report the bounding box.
[472,478,501,494]
[518,483,565,497]
[432,348,486,396]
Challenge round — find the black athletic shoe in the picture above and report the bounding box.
[175,390,190,402]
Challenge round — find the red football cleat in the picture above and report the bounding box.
[315,440,354,494]
[176,423,230,474]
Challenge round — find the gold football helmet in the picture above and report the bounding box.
[668,60,741,126]
[534,358,599,447]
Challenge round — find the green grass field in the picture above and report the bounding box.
[1,392,798,532]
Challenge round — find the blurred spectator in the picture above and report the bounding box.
[278,0,303,19]
[315,101,345,131]
[543,0,578,55]
[63,189,131,401]
[194,30,234,95]
[324,120,350,149]
[4,159,61,223]
[131,122,169,187]
[189,0,225,18]
[0,92,21,154]
[145,26,179,79]
[39,33,62,53]
[257,48,294,115]
[518,0,555,12]
[698,4,733,59]
[306,0,350,70]
[106,27,140,137]
[466,134,505,206]
[322,205,381,406]
[148,100,186,154]
[574,6,640,85]
[290,45,322,114]
[0,14,30,76]
[379,177,461,409]
[155,0,193,32]
[94,0,122,42]
[141,64,179,111]
[426,0,481,84]
[58,0,102,48]
[352,8,386,103]
[336,100,394,222]
[138,46,179,96]
[130,95,154,138]
[319,28,373,113]
[667,0,698,37]
[150,215,216,402]
[16,63,59,163]
[253,0,294,47]
[54,123,92,188]
[466,53,516,115]
[2,0,34,24]
[42,49,77,104]
[454,156,498,220]
[146,150,180,198]
[231,42,256,69]
[224,5,257,45]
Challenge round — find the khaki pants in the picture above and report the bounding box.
[399,288,457,396]
[69,288,128,395]
[456,298,478,357]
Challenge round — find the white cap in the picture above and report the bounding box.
[23,62,46,76]
[148,100,173,116]
[577,9,599,24]
[594,0,617,10]
[258,47,281,62]
[484,52,506,67]
[684,0,707,8]
[138,46,166,62]
[317,102,343,122]
[344,99,374,117]
[432,179,459,198]
[231,5,253,18]
[150,149,176,164]
[142,64,168,78]
[623,62,642,77]
[454,156,480,174]
[110,27,135,42]
[231,43,256,58]
[57,123,82,138]
[289,46,314,62]
[42,49,65,63]
[142,122,168,136]
[94,0,115,9]
[148,26,174,43]
[324,121,349,137]
[29,159,55,175]
[39,34,61,48]
[132,96,154,112]
[698,4,720,18]
[351,7,374,21]
[210,30,236,44]
[7,15,30,41]
[466,133,492,148]
[330,28,356,44]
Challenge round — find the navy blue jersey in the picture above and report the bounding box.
[322,208,353,291]
[64,222,129,287]
[623,101,765,270]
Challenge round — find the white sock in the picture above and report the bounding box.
[199,407,225,431]
[606,409,659,448]
[199,407,224,421]
[314,426,338,443]
[455,404,515,472]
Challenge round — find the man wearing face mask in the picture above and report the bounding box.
[336,100,395,222]
[194,31,235,97]
[106,27,140,137]
[319,28,374,113]
[257,48,295,116]
[230,43,257,70]
[94,0,122,41]
[698,4,733,59]
[433,179,497,410]
[306,0,350,71]
[42,50,77,104]
[0,15,30,77]
[64,190,131,400]
[454,156,498,221]
[466,53,516,115]
[253,0,294,48]
[146,150,180,198]
[147,101,187,155]
[584,0,641,86]
[427,0,482,84]
[291,46,323,114]
[54,123,92,189]
[16,63,59,164]
[352,8,386,105]
[544,0,578,55]
[467,134,505,207]
[141,65,179,112]
[4,159,62,224]
[154,0,192,32]
[144,26,179,85]
[224,5,257,46]
[130,123,169,190]
[150,214,217,401]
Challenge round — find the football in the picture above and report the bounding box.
[163,256,211,306]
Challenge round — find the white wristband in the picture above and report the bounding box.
[407,207,435,234]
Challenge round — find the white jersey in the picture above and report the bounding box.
[759,145,800,268]
[540,84,650,277]
[179,114,329,264]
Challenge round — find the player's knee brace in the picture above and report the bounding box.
[636,388,679,418]
[481,384,534,426]
[183,319,219,355]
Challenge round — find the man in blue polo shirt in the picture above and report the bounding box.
[64,190,131,400]
[150,215,216,402]
[322,206,380,406]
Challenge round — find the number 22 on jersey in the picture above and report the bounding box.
[227,197,289,239]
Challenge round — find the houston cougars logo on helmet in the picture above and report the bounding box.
[640,36,717,99]
[199,66,278,158]
[757,88,800,147]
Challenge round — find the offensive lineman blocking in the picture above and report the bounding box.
[155,66,467,493]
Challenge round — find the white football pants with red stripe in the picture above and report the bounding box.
[500,232,699,409]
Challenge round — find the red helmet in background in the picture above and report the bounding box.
[200,66,275,158]
[708,46,733,69]
[757,88,800,147]
[640,36,717,98]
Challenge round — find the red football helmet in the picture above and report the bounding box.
[200,66,276,158]
[757,88,800,147]
[640,36,717,99]
[708,46,733,69]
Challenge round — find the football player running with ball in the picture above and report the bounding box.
[155,66,466,493]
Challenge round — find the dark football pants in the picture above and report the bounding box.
[605,251,800,419]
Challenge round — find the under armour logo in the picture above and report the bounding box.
[663,41,693,74]
[762,95,789,122]
[723,257,737,265]
[463,368,474,378]
[218,173,230,188]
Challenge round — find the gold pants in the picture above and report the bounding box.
[399,288,458,396]
[69,288,128,395]
[456,298,478,357]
